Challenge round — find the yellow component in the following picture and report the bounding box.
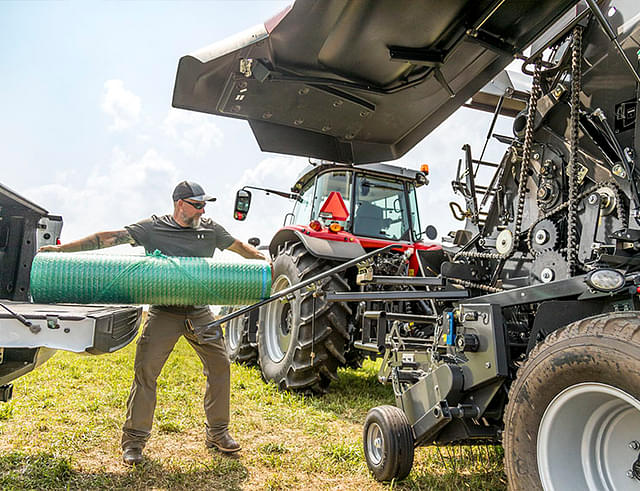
[408,268,415,276]
[329,222,342,233]
[420,164,429,174]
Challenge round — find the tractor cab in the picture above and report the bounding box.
[289,162,428,244]
[235,161,431,247]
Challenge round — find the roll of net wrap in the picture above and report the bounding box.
[30,251,271,306]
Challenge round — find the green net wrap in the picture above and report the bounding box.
[30,251,271,306]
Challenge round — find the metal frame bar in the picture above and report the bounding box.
[472,276,588,307]
[326,290,469,302]
[361,276,445,286]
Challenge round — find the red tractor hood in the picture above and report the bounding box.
[173,0,579,164]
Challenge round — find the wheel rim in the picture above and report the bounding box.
[263,274,293,363]
[366,422,385,466]
[538,382,640,491]
[226,317,241,351]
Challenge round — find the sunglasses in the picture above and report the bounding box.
[182,199,206,210]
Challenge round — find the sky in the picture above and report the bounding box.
[1,0,516,261]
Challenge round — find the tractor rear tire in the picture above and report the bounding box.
[258,241,352,392]
[224,312,257,365]
[363,405,414,482]
[503,312,640,491]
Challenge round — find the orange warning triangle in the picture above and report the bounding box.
[319,191,349,221]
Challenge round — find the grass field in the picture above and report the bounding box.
[0,325,506,490]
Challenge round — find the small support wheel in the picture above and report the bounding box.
[363,405,414,482]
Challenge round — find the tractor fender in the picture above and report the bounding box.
[269,228,366,261]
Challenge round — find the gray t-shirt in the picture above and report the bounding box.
[125,215,236,313]
[125,214,235,257]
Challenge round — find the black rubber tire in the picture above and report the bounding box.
[258,241,352,392]
[363,405,414,482]
[224,312,258,365]
[503,312,640,490]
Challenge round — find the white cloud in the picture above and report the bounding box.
[101,80,141,131]
[215,155,307,261]
[27,147,179,245]
[163,108,224,156]
[395,106,515,240]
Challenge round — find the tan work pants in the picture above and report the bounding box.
[121,306,230,450]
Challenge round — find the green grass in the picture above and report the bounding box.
[0,330,506,490]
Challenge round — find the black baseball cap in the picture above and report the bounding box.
[172,181,216,202]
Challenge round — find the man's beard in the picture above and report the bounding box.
[187,215,202,228]
[182,213,202,229]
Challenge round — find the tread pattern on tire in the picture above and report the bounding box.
[225,313,258,365]
[364,405,414,482]
[503,311,640,490]
[261,241,356,392]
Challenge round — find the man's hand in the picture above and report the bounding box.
[228,240,270,261]
[38,244,63,253]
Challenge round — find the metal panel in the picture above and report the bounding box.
[173,0,579,163]
[457,303,508,391]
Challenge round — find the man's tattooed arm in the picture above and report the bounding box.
[38,230,135,253]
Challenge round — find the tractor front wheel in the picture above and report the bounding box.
[257,241,352,392]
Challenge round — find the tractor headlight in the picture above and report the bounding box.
[585,269,625,292]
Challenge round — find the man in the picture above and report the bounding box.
[39,181,267,465]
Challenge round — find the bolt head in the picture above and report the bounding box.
[540,268,554,283]
[627,470,634,478]
[629,440,640,450]
[535,229,549,245]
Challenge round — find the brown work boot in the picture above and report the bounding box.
[122,447,143,465]
[206,431,241,453]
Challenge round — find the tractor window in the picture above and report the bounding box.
[353,175,410,241]
[310,171,352,226]
[291,180,315,225]
[408,185,422,241]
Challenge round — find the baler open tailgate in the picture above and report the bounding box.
[173,0,580,164]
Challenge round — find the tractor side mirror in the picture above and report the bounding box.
[424,225,438,240]
[234,189,252,221]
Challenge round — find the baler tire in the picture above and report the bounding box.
[363,405,414,482]
[258,241,352,393]
[503,312,640,491]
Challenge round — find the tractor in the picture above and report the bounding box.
[225,161,440,393]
